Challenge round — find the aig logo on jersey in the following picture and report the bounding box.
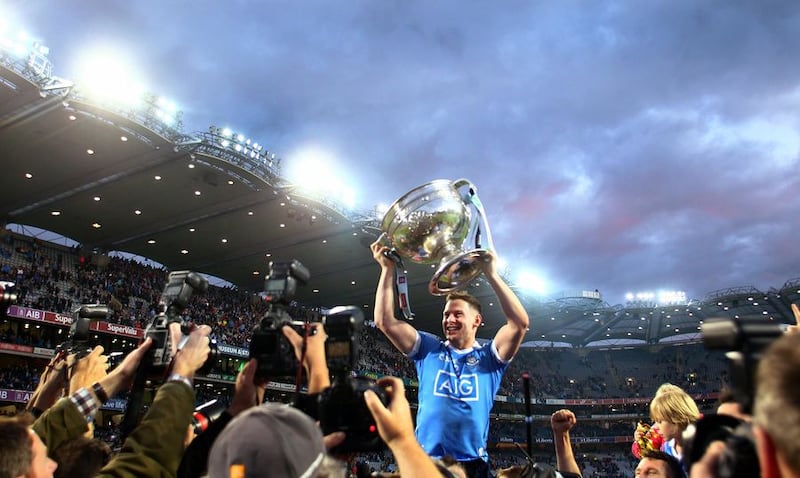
[433,370,479,401]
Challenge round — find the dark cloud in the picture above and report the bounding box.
[12,0,800,302]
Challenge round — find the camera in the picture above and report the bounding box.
[144,270,211,376]
[700,316,783,414]
[249,260,315,380]
[683,316,785,478]
[121,270,211,440]
[318,305,388,453]
[54,304,110,359]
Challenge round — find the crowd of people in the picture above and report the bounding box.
[1,230,799,478]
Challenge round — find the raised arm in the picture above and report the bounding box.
[551,409,582,476]
[282,322,330,393]
[365,377,444,478]
[371,237,418,354]
[483,251,529,361]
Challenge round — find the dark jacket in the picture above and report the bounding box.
[98,381,195,478]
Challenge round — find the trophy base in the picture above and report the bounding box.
[429,249,490,296]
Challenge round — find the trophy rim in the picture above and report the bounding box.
[380,179,459,233]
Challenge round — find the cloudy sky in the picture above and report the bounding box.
[6,0,800,304]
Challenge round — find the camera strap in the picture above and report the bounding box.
[386,250,415,320]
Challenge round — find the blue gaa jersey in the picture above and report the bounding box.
[408,331,509,461]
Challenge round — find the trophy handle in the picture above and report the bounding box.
[450,178,495,252]
[428,179,496,295]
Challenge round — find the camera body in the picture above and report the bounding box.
[144,270,209,377]
[701,316,784,414]
[318,306,387,453]
[683,316,785,477]
[249,260,313,380]
[54,304,110,359]
[121,270,210,440]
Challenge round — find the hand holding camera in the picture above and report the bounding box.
[227,359,264,416]
[27,353,68,412]
[364,377,413,447]
[98,337,153,398]
[282,323,329,392]
[68,345,109,394]
[172,325,212,379]
[365,376,443,477]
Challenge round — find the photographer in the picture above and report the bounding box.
[1,335,160,478]
[94,325,211,477]
[31,339,153,455]
[689,331,800,478]
[26,353,68,416]
[364,376,446,477]
[747,331,800,478]
[178,323,343,478]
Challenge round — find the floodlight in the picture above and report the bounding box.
[234,144,242,152]
[237,134,245,142]
[220,139,230,148]
[74,46,148,107]
[221,128,232,137]
[515,270,548,296]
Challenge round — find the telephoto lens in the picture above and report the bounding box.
[192,399,226,435]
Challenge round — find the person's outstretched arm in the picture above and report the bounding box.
[370,236,418,354]
[551,409,582,477]
[365,377,443,478]
[98,326,211,478]
[483,251,530,361]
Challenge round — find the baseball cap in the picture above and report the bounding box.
[208,403,325,478]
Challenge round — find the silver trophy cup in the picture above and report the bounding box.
[381,178,495,295]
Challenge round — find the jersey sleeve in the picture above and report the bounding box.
[408,330,440,361]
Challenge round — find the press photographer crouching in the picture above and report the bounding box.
[687,315,800,478]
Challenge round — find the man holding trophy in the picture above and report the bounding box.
[371,179,530,478]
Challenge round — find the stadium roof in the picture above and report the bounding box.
[2,48,798,348]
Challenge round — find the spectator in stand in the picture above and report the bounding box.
[551,409,583,477]
[495,409,583,478]
[631,383,684,460]
[648,386,700,474]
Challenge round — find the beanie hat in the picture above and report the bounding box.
[208,403,325,478]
